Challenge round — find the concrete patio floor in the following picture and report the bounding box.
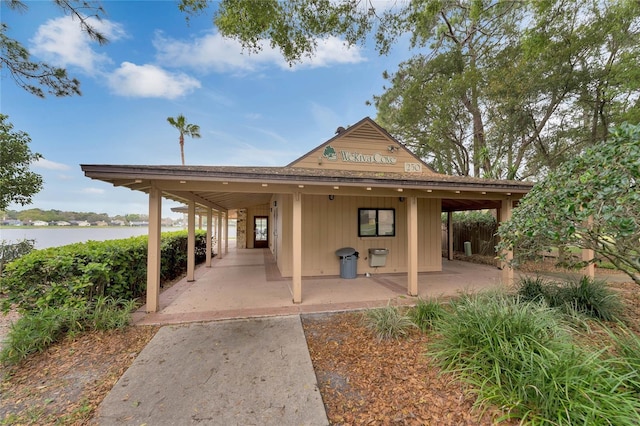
[133,244,514,326]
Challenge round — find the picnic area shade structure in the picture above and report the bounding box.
[82,117,533,312]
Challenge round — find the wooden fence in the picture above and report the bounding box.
[441,222,498,256]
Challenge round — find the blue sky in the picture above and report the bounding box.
[3,1,412,218]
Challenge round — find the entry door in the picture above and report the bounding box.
[254,216,268,248]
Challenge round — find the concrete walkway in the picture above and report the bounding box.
[94,315,328,426]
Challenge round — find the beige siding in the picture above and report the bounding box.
[290,121,436,176]
[277,193,442,277]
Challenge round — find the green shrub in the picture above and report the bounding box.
[516,275,553,302]
[430,291,640,425]
[515,275,623,321]
[363,303,415,341]
[0,230,210,313]
[0,297,137,366]
[408,298,445,332]
[557,276,622,321]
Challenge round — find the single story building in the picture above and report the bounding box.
[82,117,533,312]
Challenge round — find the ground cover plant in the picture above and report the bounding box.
[517,275,623,321]
[0,297,136,365]
[363,302,415,340]
[429,289,640,425]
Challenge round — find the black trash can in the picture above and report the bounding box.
[335,247,359,279]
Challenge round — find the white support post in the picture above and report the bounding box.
[407,196,419,296]
[447,211,454,261]
[146,186,162,313]
[224,211,229,255]
[187,201,195,282]
[500,198,514,285]
[292,192,302,303]
[217,211,224,259]
[206,208,212,267]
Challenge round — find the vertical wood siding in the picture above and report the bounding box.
[275,194,442,277]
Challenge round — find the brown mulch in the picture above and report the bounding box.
[1,274,639,425]
[301,312,514,426]
[0,325,158,425]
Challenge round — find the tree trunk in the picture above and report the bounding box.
[180,133,185,165]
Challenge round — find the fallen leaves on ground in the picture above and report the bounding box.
[301,312,513,426]
[0,326,158,425]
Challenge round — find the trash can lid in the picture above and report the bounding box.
[335,247,357,257]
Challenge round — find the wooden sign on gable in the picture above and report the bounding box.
[287,117,435,175]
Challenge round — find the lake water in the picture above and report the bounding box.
[1,227,182,249]
[1,225,238,249]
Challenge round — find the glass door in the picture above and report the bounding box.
[254,216,268,248]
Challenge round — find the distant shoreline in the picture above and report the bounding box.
[0,225,181,230]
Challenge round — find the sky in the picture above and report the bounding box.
[2,0,414,219]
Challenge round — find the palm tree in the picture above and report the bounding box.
[167,114,201,165]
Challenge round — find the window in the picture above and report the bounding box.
[358,208,395,237]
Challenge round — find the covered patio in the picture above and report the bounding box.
[132,242,517,326]
[83,118,535,314]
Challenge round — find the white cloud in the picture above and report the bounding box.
[154,31,365,73]
[34,158,71,171]
[30,16,126,73]
[107,62,201,99]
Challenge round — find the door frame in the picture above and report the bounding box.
[253,215,269,248]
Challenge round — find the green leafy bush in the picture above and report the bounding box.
[430,291,640,425]
[0,230,210,313]
[363,303,415,341]
[408,298,445,332]
[0,297,137,365]
[497,122,640,284]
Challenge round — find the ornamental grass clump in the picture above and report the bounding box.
[516,276,623,321]
[364,303,415,341]
[430,291,640,425]
[408,298,445,332]
[557,276,623,321]
[1,297,136,366]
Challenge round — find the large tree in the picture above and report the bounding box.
[179,0,640,178]
[374,0,640,178]
[1,0,107,98]
[167,114,202,165]
[0,115,43,211]
[497,122,640,285]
